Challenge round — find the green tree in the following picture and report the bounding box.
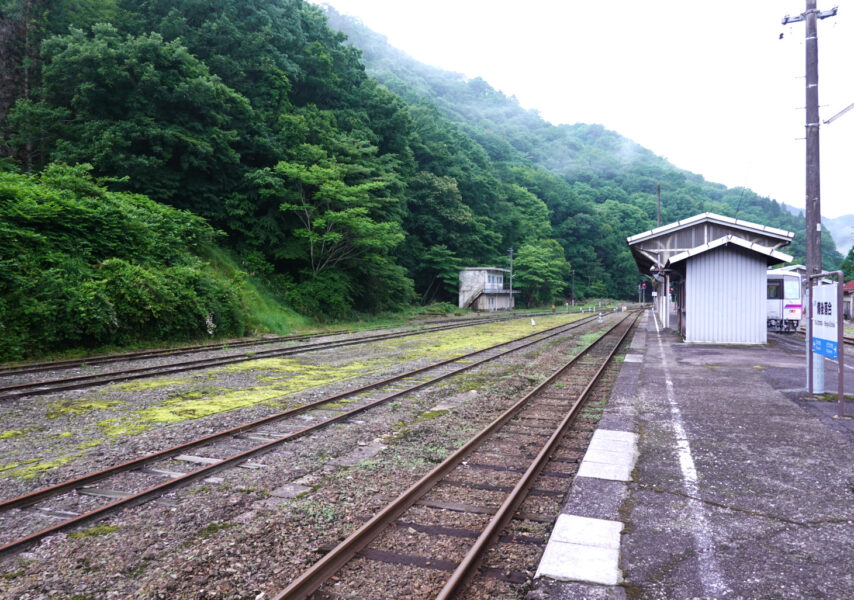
[513,240,571,307]
[6,23,252,215]
[256,156,402,275]
[249,137,414,316]
[417,244,463,304]
[841,246,854,281]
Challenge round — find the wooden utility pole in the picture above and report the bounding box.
[782,2,838,393]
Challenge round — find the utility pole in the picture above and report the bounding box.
[508,247,513,310]
[656,183,661,227]
[570,269,575,306]
[782,2,838,393]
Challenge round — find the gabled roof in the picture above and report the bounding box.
[667,235,793,266]
[769,264,806,273]
[844,280,854,293]
[461,267,510,273]
[626,212,794,245]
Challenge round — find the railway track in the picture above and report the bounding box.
[0,313,606,557]
[272,311,638,599]
[791,327,854,346]
[0,312,554,378]
[0,312,557,401]
[0,329,353,377]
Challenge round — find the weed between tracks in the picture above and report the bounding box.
[68,524,119,539]
[0,315,583,482]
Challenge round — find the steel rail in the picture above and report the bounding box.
[271,312,635,600]
[436,312,638,598]
[793,328,854,346]
[0,330,352,376]
[0,315,595,513]
[0,312,557,377]
[0,315,597,557]
[0,313,555,400]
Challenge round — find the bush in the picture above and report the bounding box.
[285,270,354,321]
[0,165,245,360]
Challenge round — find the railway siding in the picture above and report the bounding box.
[0,314,586,492]
[0,312,624,598]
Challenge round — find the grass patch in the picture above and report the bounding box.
[811,393,854,403]
[108,377,194,393]
[69,524,118,539]
[98,358,388,437]
[45,398,119,419]
[2,570,24,580]
[382,313,588,363]
[76,439,103,450]
[4,455,75,479]
[197,522,233,538]
[0,430,24,440]
[287,499,339,529]
[415,409,448,422]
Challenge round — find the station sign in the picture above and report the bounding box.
[811,283,838,359]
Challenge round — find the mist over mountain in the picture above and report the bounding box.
[324,4,843,271]
[782,203,854,256]
[823,215,854,255]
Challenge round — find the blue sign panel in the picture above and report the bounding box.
[812,337,838,360]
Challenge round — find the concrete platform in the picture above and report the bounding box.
[529,310,854,599]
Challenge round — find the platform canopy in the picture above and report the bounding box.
[626,212,794,274]
[626,213,795,342]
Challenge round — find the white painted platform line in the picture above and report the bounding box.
[575,429,639,482]
[536,515,623,585]
[652,310,729,597]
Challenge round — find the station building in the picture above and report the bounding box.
[458,267,515,311]
[627,213,794,344]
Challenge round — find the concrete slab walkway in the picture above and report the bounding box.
[529,310,854,599]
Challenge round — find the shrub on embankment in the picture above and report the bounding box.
[0,164,249,361]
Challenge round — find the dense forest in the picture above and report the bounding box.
[0,0,845,359]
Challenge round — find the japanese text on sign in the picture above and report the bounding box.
[812,283,838,360]
[816,301,833,316]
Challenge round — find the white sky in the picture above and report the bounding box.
[320,0,854,219]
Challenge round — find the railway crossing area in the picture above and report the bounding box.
[530,310,854,598]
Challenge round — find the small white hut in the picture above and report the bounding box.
[458,267,515,311]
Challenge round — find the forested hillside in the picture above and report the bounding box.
[0,0,843,359]
[323,6,842,274]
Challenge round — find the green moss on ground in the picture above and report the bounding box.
[69,524,119,539]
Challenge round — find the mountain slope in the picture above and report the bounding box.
[324,5,843,271]
[783,203,853,256]
[825,214,854,255]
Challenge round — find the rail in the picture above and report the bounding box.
[0,314,600,557]
[271,311,638,599]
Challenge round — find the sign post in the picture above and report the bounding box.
[808,271,848,417]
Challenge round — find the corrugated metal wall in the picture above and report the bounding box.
[686,247,767,344]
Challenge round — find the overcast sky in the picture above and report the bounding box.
[320,0,853,219]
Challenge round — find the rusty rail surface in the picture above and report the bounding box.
[0,314,597,557]
[272,311,638,600]
[0,313,555,401]
[0,329,352,377]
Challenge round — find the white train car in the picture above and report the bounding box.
[767,269,803,332]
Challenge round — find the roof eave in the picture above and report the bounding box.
[626,212,794,246]
[666,235,794,266]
